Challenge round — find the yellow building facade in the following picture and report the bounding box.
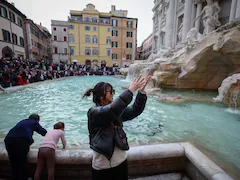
[68,4,137,67]
[68,4,112,67]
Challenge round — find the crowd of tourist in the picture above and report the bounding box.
[0,57,121,88]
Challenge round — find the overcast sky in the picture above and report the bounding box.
[11,0,154,46]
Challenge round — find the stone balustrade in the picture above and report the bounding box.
[0,142,234,180]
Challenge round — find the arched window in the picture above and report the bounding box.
[92,17,97,23]
[92,49,98,56]
[92,36,98,44]
[106,36,111,44]
[85,35,90,43]
[85,48,91,56]
[69,34,74,42]
[85,16,90,22]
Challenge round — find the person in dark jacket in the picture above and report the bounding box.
[83,75,151,180]
[4,114,47,180]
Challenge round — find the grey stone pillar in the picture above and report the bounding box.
[152,16,156,53]
[158,11,162,51]
[182,0,193,42]
[230,0,237,21]
[195,2,203,31]
[165,0,175,48]
[236,0,240,18]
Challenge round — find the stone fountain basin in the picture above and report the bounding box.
[0,142,234,180]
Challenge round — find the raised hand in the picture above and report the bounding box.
[139,75,151,92]
[128,75,146,93]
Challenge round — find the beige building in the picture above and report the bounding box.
[51,20,69,63]
[0,1,26,60]
[24,19,51,62]
[110,5,137,67]
[66,4,137,67]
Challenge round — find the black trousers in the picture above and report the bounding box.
[92,159,128,180]
[5,138,30,180]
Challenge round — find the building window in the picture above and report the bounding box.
[85,16,90,22]
[126,54,132,60]
[53,27,57,31]
[31,39,33,45]
[17,17,23,27]
[70,46,74,55]
[69,34,74,42]
[35,31,39,38]
[85,35,90,43]
[12,33,18,45]
[127,32,133,37]
[107,49,111,56]
[93,26,97,31]
[127,21,133,28]
[68,25,74,30]
[112,30,118,37]
[64,36,67,41]
[63,28,66,32]
[0,6,8,18]
[112,53,117,60]
[112,41,118,48]
[92,36,98,44]
[85,48,91,56]
[126,42,132,48]
[9,11,15,23]
[2,29,11,42]
[106,37,111,44]
[100,19,104,23]
[92,49,98,56]
[54,36,57,41]
[106,19,110,24]
[85,26,90,31]
[64,48,68,54]
[112,20,118,27]
[107,28,111,32]
[54,47,58,53]
[92,17,97,23]
[20,37,24,47]
[77,16,82,21]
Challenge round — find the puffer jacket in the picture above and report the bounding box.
[87,89,147,160]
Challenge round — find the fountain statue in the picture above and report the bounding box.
[122,0,240,106]
[214,74,240,108]
[195,0,221,35]
[186,28,199,50]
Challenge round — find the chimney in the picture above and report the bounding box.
[11,2,15,6]
[111,5,116,12]
[40,22,42,26]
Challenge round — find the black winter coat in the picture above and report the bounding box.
[87,89,147,160]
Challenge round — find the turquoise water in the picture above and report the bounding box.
[0,76,239,178]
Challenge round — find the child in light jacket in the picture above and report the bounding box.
[34,122,66,180]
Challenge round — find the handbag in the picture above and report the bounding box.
[114,125,129,150]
